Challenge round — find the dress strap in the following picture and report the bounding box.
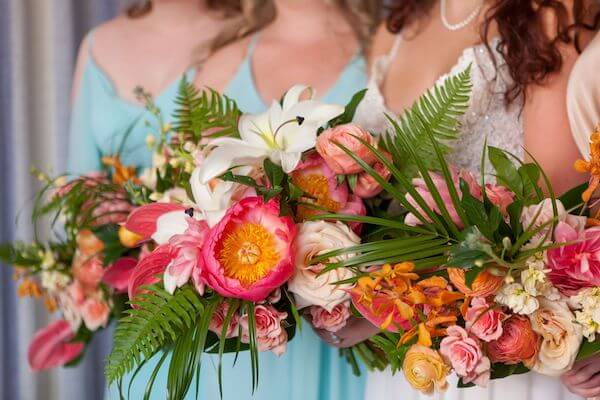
[370,34,402,86]
[246,33,260,58]
[86,29,96,54]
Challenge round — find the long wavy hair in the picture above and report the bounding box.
[127,0,382,65]
[386,0,600,103]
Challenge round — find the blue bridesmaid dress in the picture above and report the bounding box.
[69,31,368,400]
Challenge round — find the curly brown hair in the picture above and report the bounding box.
[386,0,600,103]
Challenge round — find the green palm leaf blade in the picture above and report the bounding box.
[172,77,241,140]
[105,284,205,384]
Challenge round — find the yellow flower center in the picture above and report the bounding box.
[219,222,280,287]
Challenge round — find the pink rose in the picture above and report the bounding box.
[28,320,85,371]
[405,168,481,229]
[72,253,104,291]
[440,326,491,387]
[310,303,351,332]
[353,152,392,199]
[202,197,296,302]
[547,222,600,295]
[239,305,288,356]
[465,297,505,342]
[81,298,110,331]
[209,302,239,338]
[316,124,378,174]
[485,184,514,214]
[488,315,539,365]
[102,257,138,293]
[339,194,366,234]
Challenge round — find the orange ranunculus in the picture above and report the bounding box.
[574,126,600,203]
[488,315,540,366]
[403,344,450,395]
[448,268,504,298]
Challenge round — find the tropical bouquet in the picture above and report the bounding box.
[0,157,144,371]
[328,84,600,392]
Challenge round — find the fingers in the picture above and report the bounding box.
[563,361,600,386]
[576,372,600,390]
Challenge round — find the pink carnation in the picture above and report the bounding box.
[465,297,505,342]
[440,326,491,387]
[405,168,481,229]
[239,305,288,356]
[202,197,296,302]
[310,303,351,332]
[547,222,600,295]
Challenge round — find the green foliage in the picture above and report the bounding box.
[577,338,600,361]
[105,284,205,384]
[329,89,368,127]
[173,77,241,140]
[368,332,409,374]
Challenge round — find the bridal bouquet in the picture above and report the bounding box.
[104,75,455,398]
[0,158,143,371]
[331,74,600,393]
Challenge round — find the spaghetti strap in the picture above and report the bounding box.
[86,29,96,53]
[246,34,260,57]
[388,34,402,62]
[369,34,402,86]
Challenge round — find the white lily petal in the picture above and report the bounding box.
[238,112,271,147]
[277,151,303,173]
[204,209,228,227]
[276,122,319,153]
[152,211,189,244]
[163,266,177,295]
[282,85,313,111]
[287,101,344,127]
[197,144,267,183]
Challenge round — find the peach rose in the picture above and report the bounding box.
[403,344,450,395]
[80,297,110,331]
[209,302,239,339]
[440,326,491,387]
[485,184,514,214]
[465,297,505,342]
[488,315,540,365]
[309,303,351,333]
[239,305,288,356]
[72,252,105,292]
[76,229,104,256]
[316,124,378,174]
[353,152,392,199]
[448,268,504,298]
[529,299,582,376]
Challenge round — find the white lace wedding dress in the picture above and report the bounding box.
[353,35,582,400]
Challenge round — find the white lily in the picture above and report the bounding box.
[197,85,344,183]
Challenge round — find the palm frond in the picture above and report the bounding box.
[172,77,241,140]
[105,284,205,384]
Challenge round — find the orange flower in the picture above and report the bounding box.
[400,312,458,347]
[17,278,42,298]
[574,126,600,203]
[402,344,450,394]
[102,156,140,185]
[448,268,504,298]
[44,295,58,312]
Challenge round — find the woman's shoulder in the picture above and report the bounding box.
[195,35,252,92]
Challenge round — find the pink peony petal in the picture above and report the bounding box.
[102,257,138,293]
[28,320,85,371]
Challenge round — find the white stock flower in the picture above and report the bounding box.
[520,253,560,301]
[40,271,70,292]
[288,221,360,312]
[571,288,600,341]
[197,85,344,182]
[495,283,539,315]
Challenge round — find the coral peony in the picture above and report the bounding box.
[288,221,359,311]
[239,305,288,355]
[447,268,504,298]
[353,152,393,199]
[28,320,85,371]
[403,344,450,395]
[309,302,351,332]
[465,297,505,342]
[202,197,296,302]
[487,315,540,365]
[405,169,481,229]
[316,124,378,174]
[547,222,600,295]
[530,299,582,376]
[440,325,491,387]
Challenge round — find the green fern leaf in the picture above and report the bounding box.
[105,284,205,384]
[172,77,241,140]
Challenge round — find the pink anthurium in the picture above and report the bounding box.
[128,245,174,302]
[124,203,188,244]
[28,320,85,371]
[102,257,138,293]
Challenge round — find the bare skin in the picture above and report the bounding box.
[71,0,223,104]
[196,0,360,101]
[320,0,590,349]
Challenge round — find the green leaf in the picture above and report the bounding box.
[105,284,205,384]
[489,147,524,197]
[347,174,358,191]
[329,89,368,127]
[560,182,587,213]
[263,159,284,187]
[577,339,600,360]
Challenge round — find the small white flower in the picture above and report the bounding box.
[152,152,167,169]
[183,141,196,153]
[496,283,539,315]
[139,167,157,189]
[145,134,156,148]
[40,249,56,270]
[40,271,71,292]
[574,309,599,341]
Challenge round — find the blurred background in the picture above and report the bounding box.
[1,1,129,399]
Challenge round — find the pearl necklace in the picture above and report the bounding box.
[440,0,483,31]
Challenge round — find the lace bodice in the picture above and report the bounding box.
[354,36,524,176]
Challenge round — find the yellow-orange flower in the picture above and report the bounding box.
[102,155,140,185]
[17,278,42,298]
[448,268,504,298]
[403,344,450,395]
[400,312,458,347]
[44,295,58,312]
[574,126,600,203]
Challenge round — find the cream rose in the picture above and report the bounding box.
[530,299,583,376]
[288,221,359,311]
